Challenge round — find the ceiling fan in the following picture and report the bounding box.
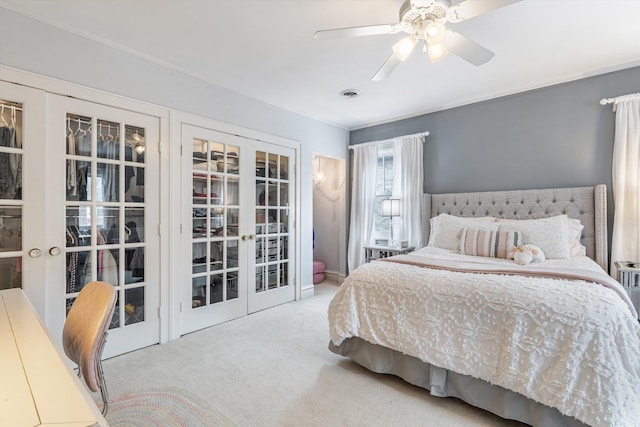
[314,0,521,81]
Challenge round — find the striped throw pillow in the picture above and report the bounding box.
[459,228,522,259]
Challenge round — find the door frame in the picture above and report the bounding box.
[170,112,301,339]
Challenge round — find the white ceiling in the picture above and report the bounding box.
[3,0,640,130]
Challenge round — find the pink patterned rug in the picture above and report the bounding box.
[105,387,236,427]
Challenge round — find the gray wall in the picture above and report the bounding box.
[351,65,640,251]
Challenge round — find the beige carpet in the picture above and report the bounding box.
[102,282,523,426]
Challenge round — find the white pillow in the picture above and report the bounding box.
[428,214,498,251]
[567,218,587,257]
[497,215,571,259]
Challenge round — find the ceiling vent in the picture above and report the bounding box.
[340,89,361,99]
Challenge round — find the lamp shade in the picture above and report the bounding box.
[427,42,448,63]
[392,36,418,62]
[424,21,446,45]
[381,198,401,217]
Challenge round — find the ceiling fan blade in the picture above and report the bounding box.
[449,0,521,22]
[443,30,494,66]
[314,24,395,40]
[371,53,401,81]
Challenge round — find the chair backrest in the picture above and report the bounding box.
[63,281,116,392]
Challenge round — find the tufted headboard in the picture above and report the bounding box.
[422,185,608,271]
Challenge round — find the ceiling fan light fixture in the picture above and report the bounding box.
[427,43,448,63]
[392,35,418,61]
[424,21,446,45]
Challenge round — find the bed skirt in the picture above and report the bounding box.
[329,337,588,427]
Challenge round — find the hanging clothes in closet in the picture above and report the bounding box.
[65,225,90,293]
[66,120,90,201]
[80,229,118,286]
[98,124,119,202]
[0,108,22,199]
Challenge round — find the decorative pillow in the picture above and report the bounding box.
[567,218,587,257]
[428,214,499,251]
[459,228,522,259]
[497,215,571,259]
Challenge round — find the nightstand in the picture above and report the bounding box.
[614,261,640,320]
[364,245,415,263]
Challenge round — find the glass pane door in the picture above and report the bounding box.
[191,138,240,309]
[0,98,24,290]
[181,125,247,334]
[64,116,148,330]
[181,124,296,332]
[248,144,295,313]
[47,95,160,358]
[254,151,290,293]
[0,81,47,317]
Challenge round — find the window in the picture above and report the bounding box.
[373,143,393,243]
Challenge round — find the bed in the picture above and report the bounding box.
[328,185,640,427]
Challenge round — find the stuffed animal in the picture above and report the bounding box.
[510,244,545,265]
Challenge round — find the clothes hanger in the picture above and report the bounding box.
[0,105,8,127]
[106,124,114,142]
[75,118,86,137]
[10,106,16,128]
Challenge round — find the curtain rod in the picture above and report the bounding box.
[599,93,640,105]
[348,131,429,150]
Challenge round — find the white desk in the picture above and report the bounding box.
[0,288,107,427]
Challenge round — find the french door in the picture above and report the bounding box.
[0,82,161,357]
[0,81,47,315]
[181,124,296,335]
[46,95,161,357]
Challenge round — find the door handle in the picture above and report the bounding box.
[249,234,255,240]
[242,235,247,241]
[28,248,42,258]
[49,247,62,256]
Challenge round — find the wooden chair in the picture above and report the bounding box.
[63,281,117,416]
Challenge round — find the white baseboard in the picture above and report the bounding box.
[301,284,315,299]
[324,270,346,284]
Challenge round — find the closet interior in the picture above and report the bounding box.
[64,113,149,328]
[0,99,22,290]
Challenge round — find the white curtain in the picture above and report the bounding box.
[392,134,424,249]
[347,144,378,272]
[611,95,640,274]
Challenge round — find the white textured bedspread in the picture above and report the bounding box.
[328,248,640,427]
